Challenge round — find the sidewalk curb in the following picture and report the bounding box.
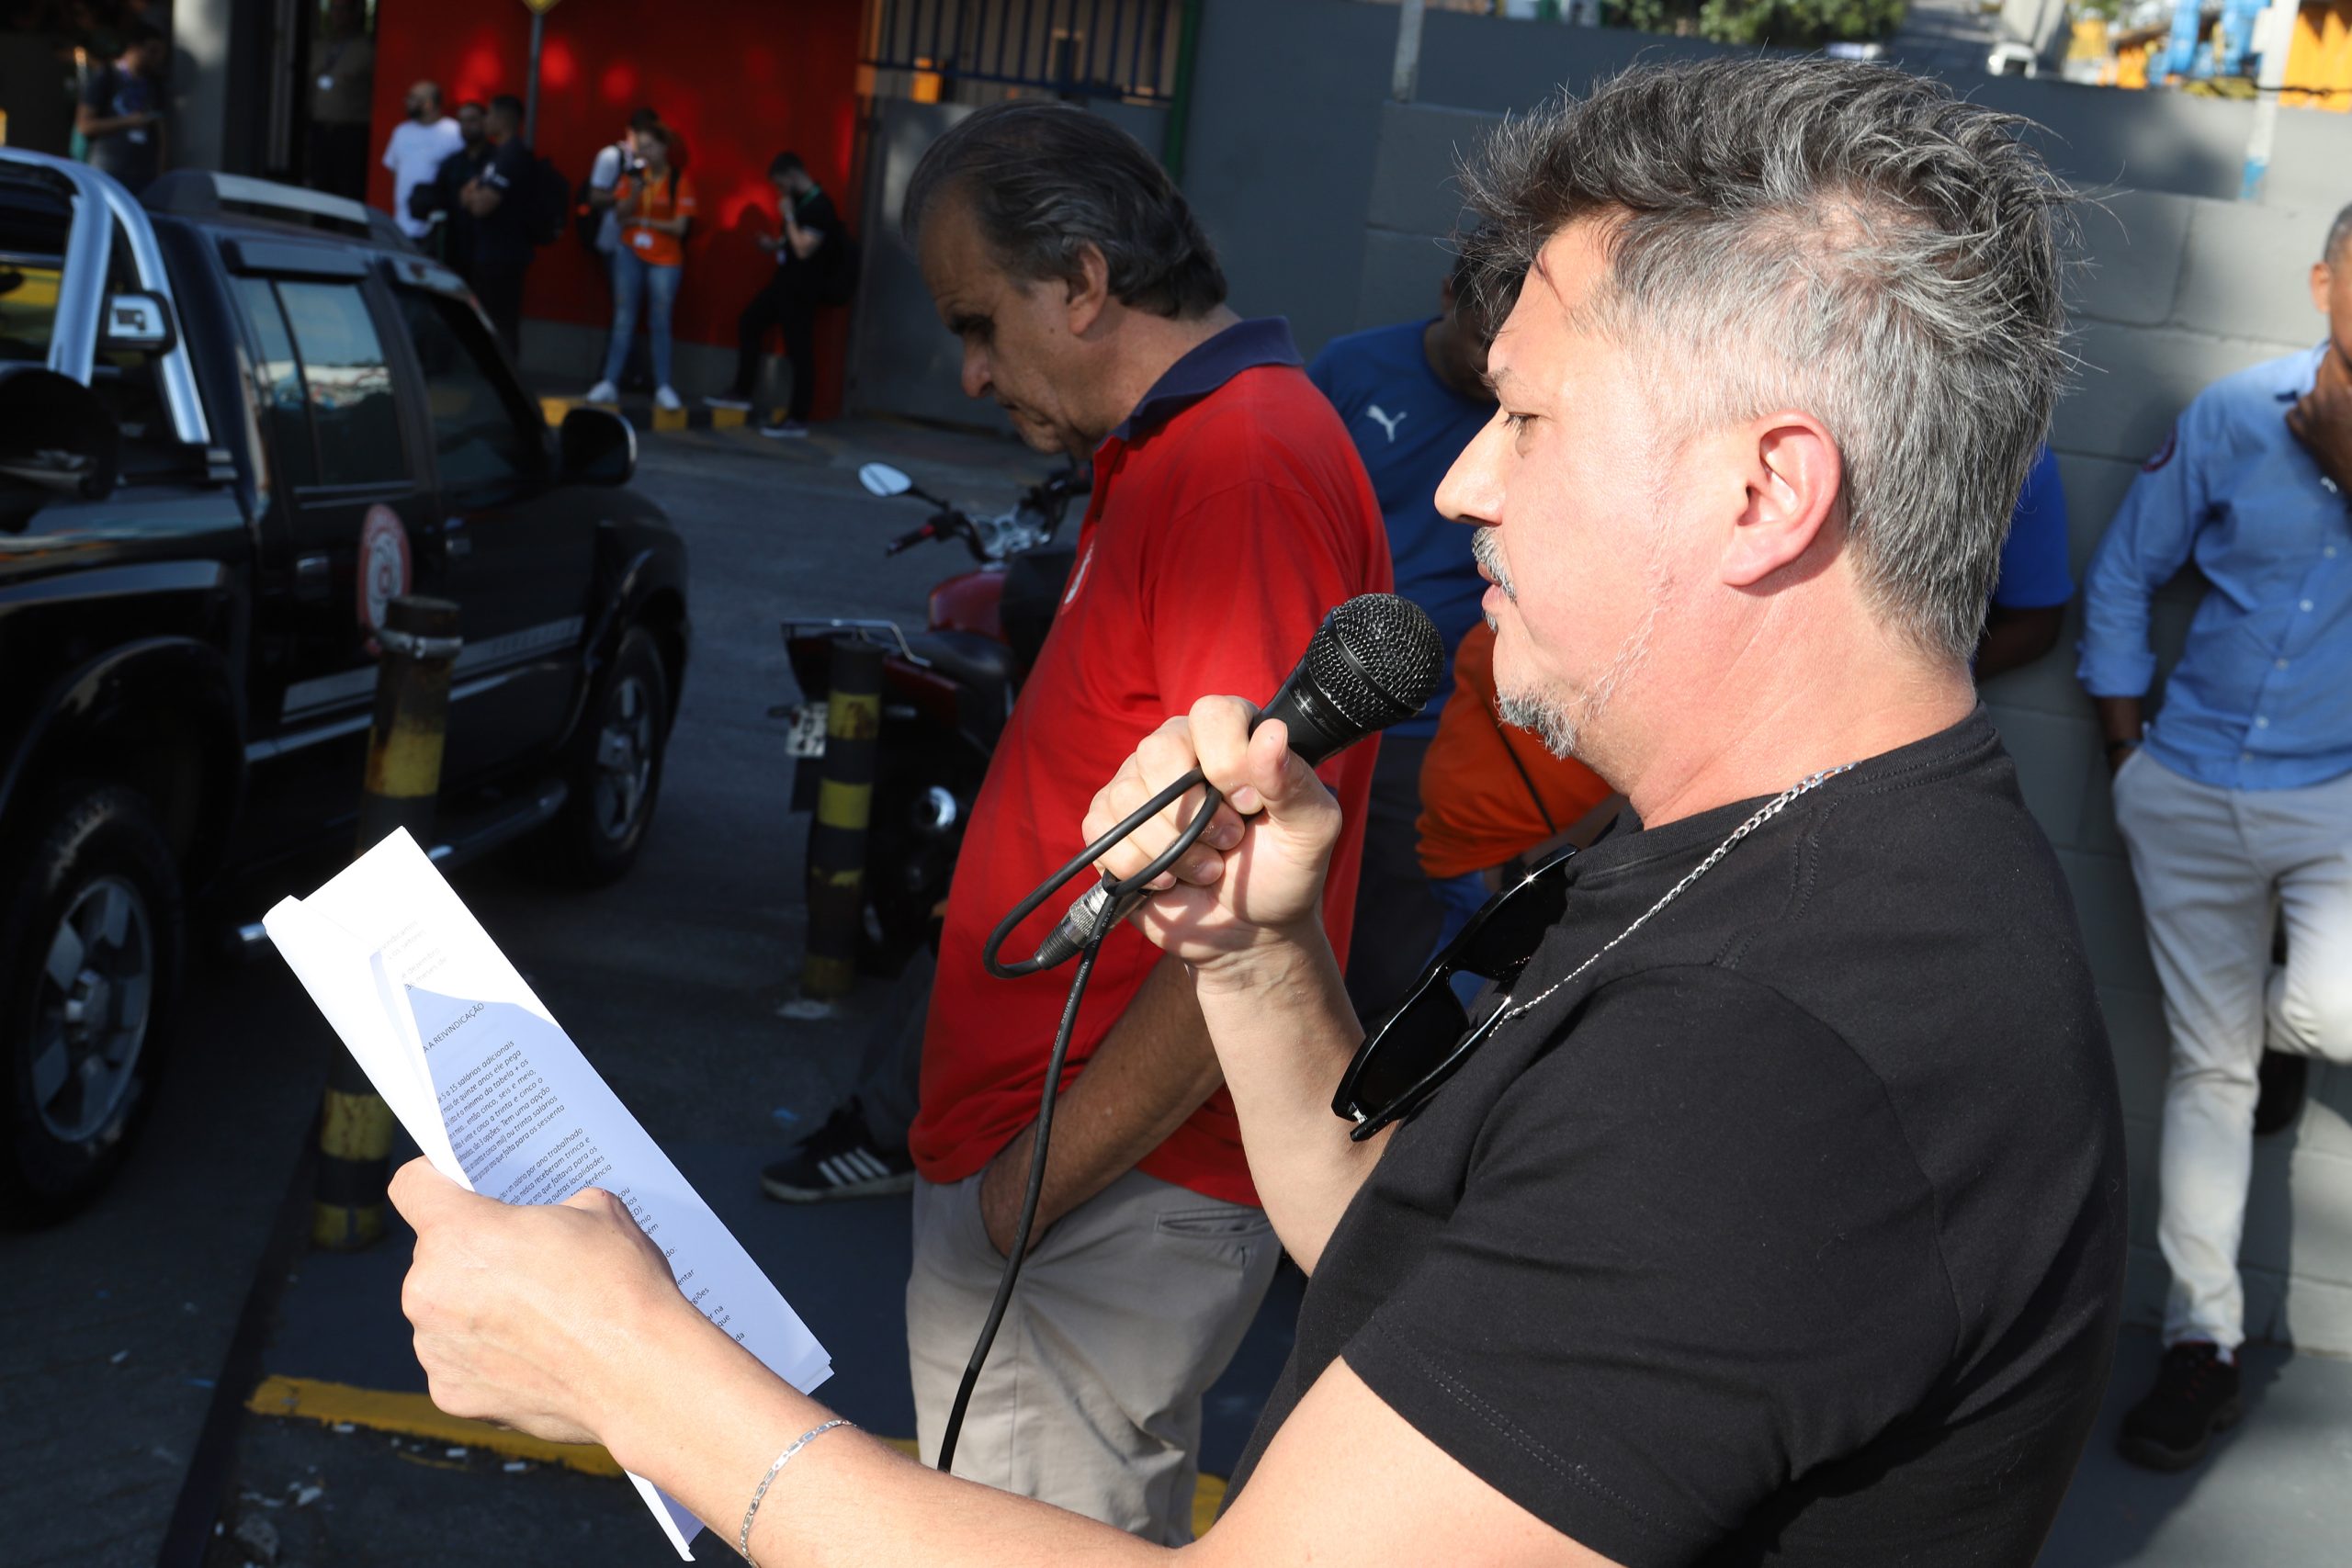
[244,1375,627,1477]
[154,1126,319,1568]
[540,395,769,434]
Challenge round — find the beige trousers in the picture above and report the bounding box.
[906,1167,1279,1543]
[2112,750,2352,1350]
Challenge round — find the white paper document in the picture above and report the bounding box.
[264,830,832,1558]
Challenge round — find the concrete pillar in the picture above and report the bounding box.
[171,0,266,174]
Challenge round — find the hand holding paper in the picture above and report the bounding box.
[265,831,831,1558]
[388,1160,690,1448]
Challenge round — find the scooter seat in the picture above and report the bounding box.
[907,630,1020,710]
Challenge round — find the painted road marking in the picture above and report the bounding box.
[247,1374,1229,1531]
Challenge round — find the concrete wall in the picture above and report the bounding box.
[1363,96,2352,1354]
[1183,0,2352,364]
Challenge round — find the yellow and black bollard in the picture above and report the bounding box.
[314,596,461,1251]
[800,637,883,999]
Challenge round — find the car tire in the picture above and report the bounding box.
[0,784,182,1226]
[529,625,672,887]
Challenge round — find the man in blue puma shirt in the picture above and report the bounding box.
[1309,256,1498,1015]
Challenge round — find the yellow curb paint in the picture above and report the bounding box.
[710,406,747,429]
[652,404,688,433]
[538,397,575,425]
[246,1379,1231,1528]
[1193,1472,1227,1540]
[245,1375,624,1477]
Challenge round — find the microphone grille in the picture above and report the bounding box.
[1306,593,1446,731]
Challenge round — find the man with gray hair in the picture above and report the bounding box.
[2080,201,2352,1472]
[882,98,1393,1539]
[383,59,2124,1567]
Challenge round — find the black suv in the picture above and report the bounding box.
[0,152,689,1222]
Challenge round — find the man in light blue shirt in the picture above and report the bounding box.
[1308,255,1497,1016]
[2078,205,2352,1472]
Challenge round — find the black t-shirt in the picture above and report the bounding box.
[782,186,850,296]
[472,140,537,272]
[431,142,492,273]
[1231,711,2126,1566]
[82,63,160,192]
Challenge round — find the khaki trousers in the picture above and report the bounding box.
[906,1167,1279,1543]
[2112,750,2352,1349]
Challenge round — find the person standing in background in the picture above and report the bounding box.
[75,22,166,195]
[708,152,850,438]
[1307,256,1504,1017]
[2078,209,2352,1472]
[380,80,461,245]
[584,107,659,392]
[1415,617,1615,976]
[306,0,375,201]
[1976,445,2074,679]
[583,126,694,412]
[459,96,537,359]
[424,100,491,274]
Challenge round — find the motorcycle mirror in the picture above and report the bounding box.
[858,462,914,499]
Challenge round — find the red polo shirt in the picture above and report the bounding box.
[910,319,1392,1207]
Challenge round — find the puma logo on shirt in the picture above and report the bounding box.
[1367,404,1408,443]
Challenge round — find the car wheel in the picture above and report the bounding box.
[530,625,672,887]
[0,784,182,1226]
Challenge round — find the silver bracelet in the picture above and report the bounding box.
[738,1417,853,1564]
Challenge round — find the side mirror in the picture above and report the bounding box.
[0,369,122,521]
[858,462,913,498]
[559,405,636,488]
[99,290,178,356]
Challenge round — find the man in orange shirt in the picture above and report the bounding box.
[1418,619,1613,988]
[584,126,694,412]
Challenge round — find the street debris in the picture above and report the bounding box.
[230,1513,279,1562]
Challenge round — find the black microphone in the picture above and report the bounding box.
[1026,593,1445,969]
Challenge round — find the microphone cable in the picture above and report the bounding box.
[934,593,1442,1473]
[937,770,1219,1472]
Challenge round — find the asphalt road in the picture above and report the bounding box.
[0,418,1057,1568]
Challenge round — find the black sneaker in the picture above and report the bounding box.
[2118,1341,2243,1471]
[2254,1051,2309,1137]
[760,1100,915,1202]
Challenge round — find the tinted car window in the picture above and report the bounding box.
[277,280,402,487]
[233,276,317,490]
[397,289,539,489]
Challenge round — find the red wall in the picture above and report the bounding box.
[368,0,866,413]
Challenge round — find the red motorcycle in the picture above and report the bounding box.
[783,461,1088,966]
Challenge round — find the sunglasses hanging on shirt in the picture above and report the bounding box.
[1333,841,1582,1139]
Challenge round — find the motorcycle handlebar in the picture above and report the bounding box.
[885,521,938,555]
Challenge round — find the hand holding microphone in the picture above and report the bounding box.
[982,594,1443,978]
[1080,701,1342,968]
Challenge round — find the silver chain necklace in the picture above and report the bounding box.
[1492,761,1860,1027]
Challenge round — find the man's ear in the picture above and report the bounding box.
[1722,413,1842,589]
[2312,261,2334,317]
[1064,243,1112,337]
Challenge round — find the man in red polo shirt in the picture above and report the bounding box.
[889,102,1389,1540]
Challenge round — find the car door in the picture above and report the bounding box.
[386,280,596,787]
[229,255,443,859]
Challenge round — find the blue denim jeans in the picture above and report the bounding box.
[603,246,679,388]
